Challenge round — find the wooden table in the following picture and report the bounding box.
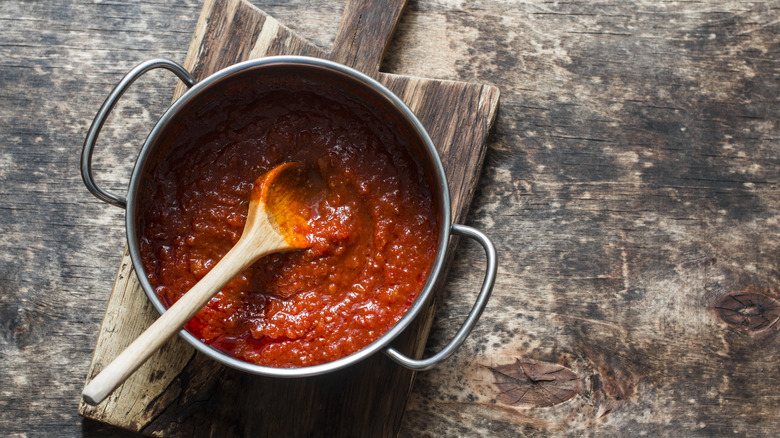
[2,0,779,436]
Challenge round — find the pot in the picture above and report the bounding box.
[81,56,496,377]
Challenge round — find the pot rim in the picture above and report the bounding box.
[125,55,452,377]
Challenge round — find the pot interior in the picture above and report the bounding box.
[127,58,449,375]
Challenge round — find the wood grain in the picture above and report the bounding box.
[2,0,780,437]
[331,0,407,73]
[77,0,499,436]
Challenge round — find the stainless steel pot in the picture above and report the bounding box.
[81,56,496,377]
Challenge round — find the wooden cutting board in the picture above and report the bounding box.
[78,0,499,435]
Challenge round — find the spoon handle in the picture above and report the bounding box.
[82,239,259,406]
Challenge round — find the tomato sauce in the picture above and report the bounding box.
[138,79,438,368]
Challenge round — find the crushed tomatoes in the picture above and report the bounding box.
[139,81,438,368]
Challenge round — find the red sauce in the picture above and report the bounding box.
[139,80,438,368]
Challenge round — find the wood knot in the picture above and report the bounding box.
[714,289,780,332]
[487,358,581,407]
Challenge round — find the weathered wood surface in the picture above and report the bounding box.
[1,0,779,437]
[77,0,499,436]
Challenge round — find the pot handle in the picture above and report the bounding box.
[385,224,497,371]
[80,59,196,209]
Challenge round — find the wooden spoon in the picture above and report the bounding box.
[82,162,315,405]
